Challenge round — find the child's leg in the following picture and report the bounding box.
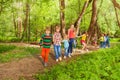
[44,48,50,63]
[41,48,46,61]
[57,45,61,57]
[68,39,74,54]
[54,45,59,59]
[64,48,68,56]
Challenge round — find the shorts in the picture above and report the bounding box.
[81,40,85,45]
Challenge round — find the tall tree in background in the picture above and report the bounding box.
[21,2,30,41]
[112,0,120,28]
[112,0,120,9]
[87,0,97,44]
[74,0,90,36]
[59,0,65,36]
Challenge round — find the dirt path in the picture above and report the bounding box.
[0,43,98,80]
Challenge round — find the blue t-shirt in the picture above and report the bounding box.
[62,40,69,48]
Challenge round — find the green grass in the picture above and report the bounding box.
[35,45,120,80]
[110,38,120,43]
[0,44,40,63]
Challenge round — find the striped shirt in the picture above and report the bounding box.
[40,34,52,48]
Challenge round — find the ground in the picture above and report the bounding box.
[0,43,98,80]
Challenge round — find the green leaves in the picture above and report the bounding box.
[35,45,120,80]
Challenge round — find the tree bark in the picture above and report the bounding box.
[113,2,120,28]
[87,0,97,44]
[112,0,120,9]
[74,0,89,36]
[59,0,66,36]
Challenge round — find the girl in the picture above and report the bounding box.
[62,35,69,59]
[81,31,88,51]
[68,24,75,57]
[53,26,62,62]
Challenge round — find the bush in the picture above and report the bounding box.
[35,45,120,80]
[114,30,120,38]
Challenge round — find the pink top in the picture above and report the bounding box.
[68,29,75,38]
[53,32,61,45]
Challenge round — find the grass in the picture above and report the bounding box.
[35,45,120,80]
[110,38,120,43]
[0,44,40,63]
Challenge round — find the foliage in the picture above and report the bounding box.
[0,0,120,42]
[35,45,120,80]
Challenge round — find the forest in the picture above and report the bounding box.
[0,0,120,80]
[0,0,120,42]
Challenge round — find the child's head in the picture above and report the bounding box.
[45,27,50,35]
[64,34,68,39]
[55,26,60,32]
[82,31,87,35]
[70,24,74,29]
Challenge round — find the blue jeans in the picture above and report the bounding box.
[68,38,74,54]
[73,39,77,48]
[54,45,61,59]
[106,41,110,47]
[103,42,106,48]
[100,42,104,48]
[64,48,69,56]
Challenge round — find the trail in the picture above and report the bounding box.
[0,43,98,80]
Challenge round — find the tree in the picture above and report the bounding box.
[112,0,120,9]
[112,0,120,28]
[87,0,97,44]
[21,2,30,41]
[59,0,66,36]
[74,0,90,36]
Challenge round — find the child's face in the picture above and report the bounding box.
[46,30,50,35]
[56,28,60,32]
[71,25,74,29]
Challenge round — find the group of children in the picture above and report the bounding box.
[39,25,110,67]
[99,33,110,48]
[40,25,79,67]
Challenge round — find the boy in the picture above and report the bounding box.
[40,27,52,67]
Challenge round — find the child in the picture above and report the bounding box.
[105,33,110,48]
[62,35,69,59]
[40,27,52,67]
[53,26,62,62]
[92,33,98,47]
[68,24,75,57]
[73,28,77,53]
[99,33,104,48]
[80,31,88,51]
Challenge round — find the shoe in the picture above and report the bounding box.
[64,56,66,59]
[56,59,58,62]
[59,57,62,61]
[44,63,47,67]
[68,54,71,58]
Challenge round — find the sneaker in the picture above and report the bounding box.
[68,54,71,58]
[56,59,59,62]
[44,63,47,67]
[64,56,66,59]
[59,57,62,61]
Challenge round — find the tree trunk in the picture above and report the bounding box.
[21,2,29,41]
[87,0,97,44]
[74,0,89,36]
[59,0,66,36]
[112,0,120,9]
[28,8,30,42]
[113,3,120,28]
